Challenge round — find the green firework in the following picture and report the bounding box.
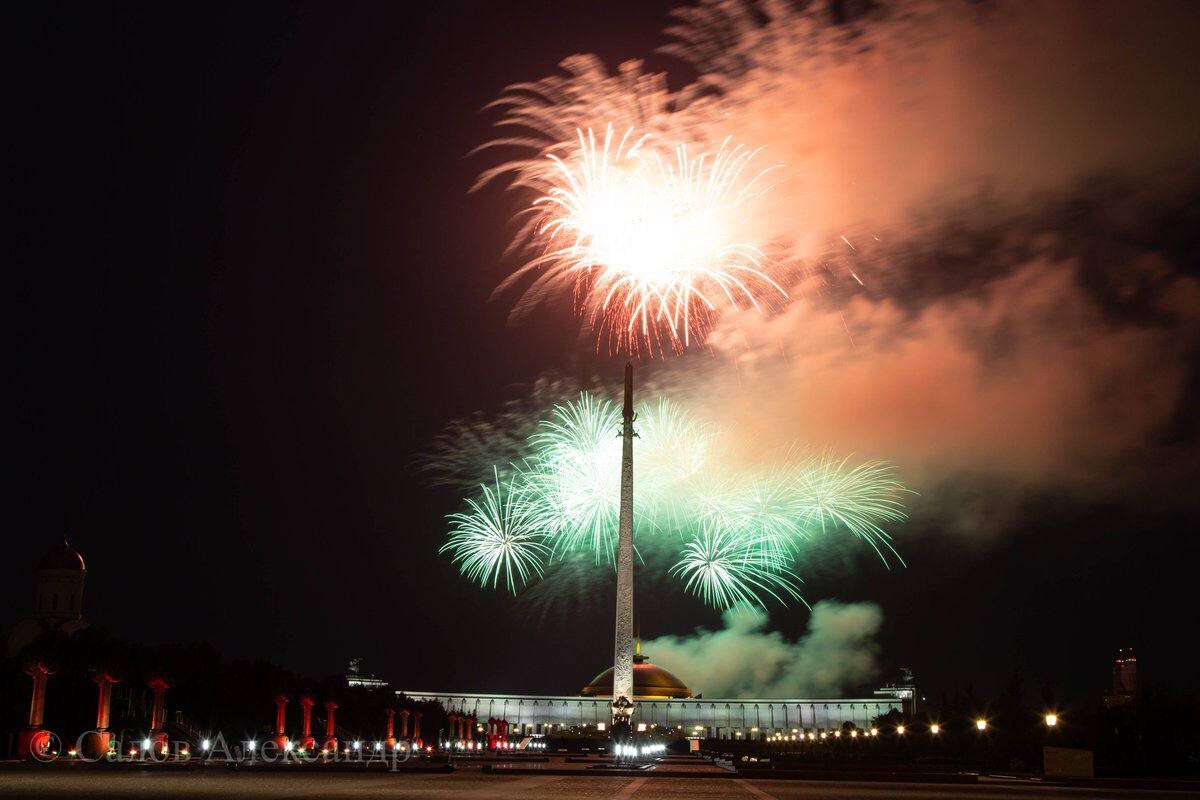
[439,467,550,594]
[437,391,910,609]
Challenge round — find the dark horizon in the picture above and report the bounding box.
[9,0,1199,709]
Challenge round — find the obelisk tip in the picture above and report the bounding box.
[622,362,634,419]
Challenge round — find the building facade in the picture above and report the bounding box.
[399,690,905,739]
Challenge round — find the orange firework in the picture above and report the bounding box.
[506,125,787,356]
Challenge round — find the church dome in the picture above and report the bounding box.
[38,541,86,572]
[580,653,692,700]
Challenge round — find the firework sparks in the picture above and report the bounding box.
[439,467,550,594]
[792,454,909,567]
[501,125,787,355]
[521,392,624,560]
[671,523,805,610]
[702,468,813,562]
[434,390,909,607]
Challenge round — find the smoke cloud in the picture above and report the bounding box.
[659,0,1200,525]
[643,601,883,698]
[685,0,1200,241]
[709,246,1200,503]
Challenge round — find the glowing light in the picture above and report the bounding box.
[897,725,906,735]
[929,724,940,735]
[976,719,988,731]
[285,741,294,751]
[142,739,152,751]
[201,739,210,751]
[504,126,786,356]
[1045,714,1058,727]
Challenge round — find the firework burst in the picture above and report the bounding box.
[491,124,787,355]
[792,454,909,567]
[440,467,550,594]
[671,522,806,610]
[521,392,623,560]
[434,390,910,609]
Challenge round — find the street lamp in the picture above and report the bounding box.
[975,719,988,731]
[929,724,940,735]
[1044,713,1058,727]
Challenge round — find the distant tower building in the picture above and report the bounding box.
[6,541,90,656]
[1103,647,1137,708]
[345,658,388,690]
[873,666,920,716]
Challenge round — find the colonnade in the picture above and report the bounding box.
[12,664,427,759]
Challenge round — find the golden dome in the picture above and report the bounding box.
[580,653,692,700]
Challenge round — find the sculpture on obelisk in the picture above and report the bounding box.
[611,362,636,735]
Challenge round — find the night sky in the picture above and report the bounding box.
[10,1,1199,705]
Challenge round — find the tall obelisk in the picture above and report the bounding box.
[612,362,636,734]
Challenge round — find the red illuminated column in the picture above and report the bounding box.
[385,708,396,748]
[82,671,120,758]
[298,696,316,750]
[448,713,458,743]
[17,662,54,759]
[467,715,476,741]
[271,694,289,749]
[399,709,410,739]
[149,677,170,753]
[413,711,422,744]
[323,701,338,751]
